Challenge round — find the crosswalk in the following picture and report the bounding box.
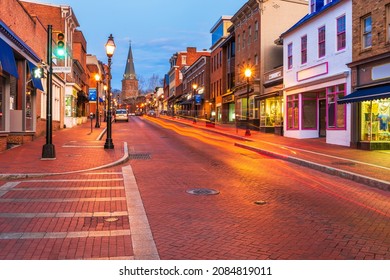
[0,165,159,260]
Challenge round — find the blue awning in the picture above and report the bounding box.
[338,84,390,104]
[27,61,44,91]
[0,37,18,78]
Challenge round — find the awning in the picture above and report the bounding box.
[338,84,390,104]
[27,61,44,91]
[0,38,18,78]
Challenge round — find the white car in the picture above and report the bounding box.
[114,109,128,122]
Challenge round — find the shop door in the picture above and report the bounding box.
[319,99,326,137]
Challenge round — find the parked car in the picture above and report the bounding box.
[114,109,128,122]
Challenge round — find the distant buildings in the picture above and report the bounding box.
[161,0,389,150]
[1,0,389,152]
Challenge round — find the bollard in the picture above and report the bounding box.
[90,112,94,133]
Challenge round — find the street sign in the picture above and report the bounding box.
[52,66,71,73]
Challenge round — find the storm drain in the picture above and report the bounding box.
[128,153,151,160]
[186,188,220,195]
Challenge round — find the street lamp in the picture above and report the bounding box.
[95,73,100,128]
[104,34,116,149]
[192,83,198,124]
[244,68,252,136]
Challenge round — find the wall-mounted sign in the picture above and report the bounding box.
[89,88,97,101]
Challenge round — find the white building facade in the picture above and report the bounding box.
[282,0,352,146]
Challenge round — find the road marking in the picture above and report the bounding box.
[10,187,124,191]
[257,140,390,172]
[122,165,160,260]
[0,230,131,240]
[0,181,20,197]
[24,179,124,182]
[0,197,126,203]
[0,211,128,218]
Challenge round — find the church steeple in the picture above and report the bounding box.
[121,41,139,100]
[123,41,136,80]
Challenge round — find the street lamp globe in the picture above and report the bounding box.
[105,34,116,57]
[245,68,252,78]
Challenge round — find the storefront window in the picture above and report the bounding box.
[327,84,346,129]
[287,94,299,129]
[260,96,283,127]
[361,99,390,141]
[65,96,73,117]
[302,93,317,129]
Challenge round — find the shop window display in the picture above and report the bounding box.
[361,99,390,141]
[260,97,283,127]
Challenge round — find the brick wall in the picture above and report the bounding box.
[352,0,390,61]
[0,0,47,59]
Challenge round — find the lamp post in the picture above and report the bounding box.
[42,25,55,159]
[95,73,100,128]
[244,68,252,136]
[104,34,116,149]
[192,83,198,124]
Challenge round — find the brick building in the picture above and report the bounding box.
[165,47,210,116]
[210,16,232,123]
[181,54,211,121]
[21,1,82,128]
[0,0,46,150]
[232,0,308,132]
[340,0,390,149]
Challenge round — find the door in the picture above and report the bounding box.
[319,99,326,137]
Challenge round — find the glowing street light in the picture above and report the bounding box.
[104,34,116,149]
[244,68,252,136]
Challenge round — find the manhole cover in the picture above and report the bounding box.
[331,161,356,166]
[129,153,151,160]
[186,188,220,195]
[104,217,119,222]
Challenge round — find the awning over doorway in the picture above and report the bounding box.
[0,38,19,78]
[338,84,390,104]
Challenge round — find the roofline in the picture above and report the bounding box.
[209,15,232,33]
[280,0,343,38]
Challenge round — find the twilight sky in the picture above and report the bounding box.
[32,0,248,90]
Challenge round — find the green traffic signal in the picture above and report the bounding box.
[56,33,65,58]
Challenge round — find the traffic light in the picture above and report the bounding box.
[55,32,66,59]
[33,67,44,78]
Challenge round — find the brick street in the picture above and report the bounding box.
[0,117,389,260]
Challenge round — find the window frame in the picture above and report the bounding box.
[336,15,346,51]
[318,26,326,58]
[287,94,299,130]
[326,84,346,130]
[301,35,307,64]
[362,15,372,49]
[287,43,293,70]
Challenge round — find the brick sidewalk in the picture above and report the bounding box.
[0,121,127,178]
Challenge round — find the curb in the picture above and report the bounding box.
[234,142,390,192]
[0,142,129,180]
